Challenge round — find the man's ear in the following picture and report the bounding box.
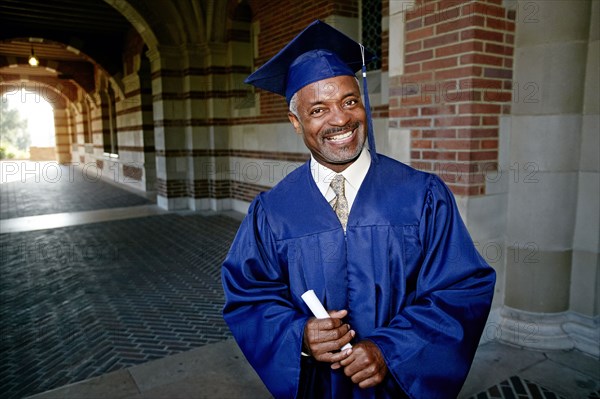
[288,112,302,135]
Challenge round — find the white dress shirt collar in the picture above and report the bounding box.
[310,148,371,211]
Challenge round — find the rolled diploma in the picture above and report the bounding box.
[301,290,352,351]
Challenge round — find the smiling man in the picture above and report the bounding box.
[288,75,366,172]
[222,20,496,399]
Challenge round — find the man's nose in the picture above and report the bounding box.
[328,105,351,126]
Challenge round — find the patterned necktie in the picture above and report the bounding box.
[329,174,349,230]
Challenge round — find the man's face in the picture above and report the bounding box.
[288,75,367,173]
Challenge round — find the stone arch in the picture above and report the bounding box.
[103,0,159,51]
[210,0,253,44]
[0,78,80,162]
[172,0,206,44]
[0,75,84,110]
[0,37,125,101]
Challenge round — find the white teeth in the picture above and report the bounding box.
[327,130,353,141]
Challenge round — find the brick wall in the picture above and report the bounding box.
[389,0,515,196]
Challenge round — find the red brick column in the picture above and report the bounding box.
[389,0,515,196]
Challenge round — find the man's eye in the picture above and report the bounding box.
[345,99,358,107]
[310,108,323,115]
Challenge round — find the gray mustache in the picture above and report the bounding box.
[322,122,360,136]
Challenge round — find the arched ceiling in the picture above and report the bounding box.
[0,0,238,99]
[0,0,133,75]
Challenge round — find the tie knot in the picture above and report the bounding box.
[330,174,345,196]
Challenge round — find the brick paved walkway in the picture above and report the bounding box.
[0,213,239,399]
[0,161,152,219]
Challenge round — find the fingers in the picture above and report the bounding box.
[310,328,355,361]
[305,314,345,332]
[328,347,353,367]
[345,362,381,384]
[302,310,355,363]
[328,309,348,319]
[305,320,350,351]
[303,310,350,346]
[339,340,388,388]
[357,373,386,389]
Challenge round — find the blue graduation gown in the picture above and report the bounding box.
[222,155,495,399]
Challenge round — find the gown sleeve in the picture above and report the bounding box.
[221,197,307,399]
[365,175,496,399]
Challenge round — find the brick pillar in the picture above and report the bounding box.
[389,0,515,196]
[53,108,71,163]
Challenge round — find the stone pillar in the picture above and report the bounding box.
[148,41,251,211]
[184,43,230,212]
[74,101,91,164]
[500,0,597,355]
[568,0,599,356]
[116,72,155,193]
[147,46,189,210]
[53,108,71,163]
[139,58,157,193]
[94,91,113,156]
[67,106,79,162]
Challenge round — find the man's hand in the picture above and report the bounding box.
[337,340,388,388]
[303,309,355,363]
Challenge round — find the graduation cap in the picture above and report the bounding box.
[245,20,379,160]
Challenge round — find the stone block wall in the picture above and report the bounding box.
[498,0,599,356]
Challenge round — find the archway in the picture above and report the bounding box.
[2,86,55,161]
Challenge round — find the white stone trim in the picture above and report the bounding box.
[564,312,600,357]
[157,195,188,211]
[188,197,232,212]
[496,306,599,358]
[231,199,250,215]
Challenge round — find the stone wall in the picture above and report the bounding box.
[497,0,599,356]
[28,147,56,161]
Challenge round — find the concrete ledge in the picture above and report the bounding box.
[27,340,271,399]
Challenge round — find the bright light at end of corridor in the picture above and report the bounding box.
[6,95,55,147]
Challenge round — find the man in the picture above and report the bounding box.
[222,20,495,399]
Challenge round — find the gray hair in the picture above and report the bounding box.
[289,91,299,118]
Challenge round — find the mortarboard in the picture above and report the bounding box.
[244,20,379,160]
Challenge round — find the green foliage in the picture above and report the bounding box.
[0,101,30,152]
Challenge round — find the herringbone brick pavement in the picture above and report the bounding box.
[0,213,239,399]
[0,161,152,219]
